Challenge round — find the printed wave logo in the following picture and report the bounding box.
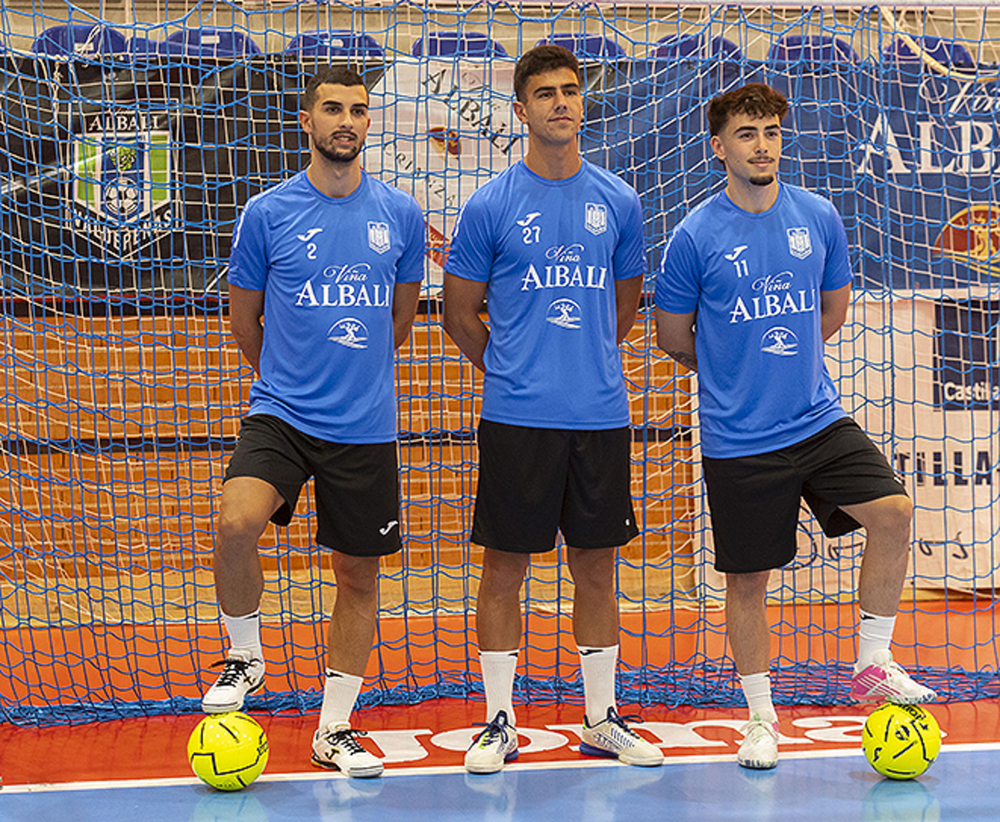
[546,299,581,330]
[933,204,1000,279]
[328,318,369,349]
[761,326,799,356]
[429,127,461,159]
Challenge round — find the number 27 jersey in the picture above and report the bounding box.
[446,160,646,429]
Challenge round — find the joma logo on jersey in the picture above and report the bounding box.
[368,222,391,254]
[585,203,607,236]
[787,227,812,259]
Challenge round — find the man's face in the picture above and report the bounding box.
[710,111,783,187]
[513,67,584,147]
[300,83,371,164]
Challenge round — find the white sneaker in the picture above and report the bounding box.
[737,714,779,770]
[851,649,937,704]
[580,707,664,767]
[311,723,384,778]
[464,711,519,774]
[201,649,265,714]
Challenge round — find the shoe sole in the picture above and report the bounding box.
[201,678,264,714]
[738,758,777,770]
[851,690,936,705]
[580,742,663,767]
[311,754,383,778]
[464,749,519,774]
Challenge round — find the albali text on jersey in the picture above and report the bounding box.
[445,160,646,430]
[655,183,853,458]
[227,170,424,444]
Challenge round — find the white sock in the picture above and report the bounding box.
[480,650,519,727]
[740,672,777,723]
[318,669,363,731]
[222,610,263,660]
[857,609,896,669]
[578,645,618,725]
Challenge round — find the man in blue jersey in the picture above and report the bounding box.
[201,66,424,778]
[655,83,936,770]
[444,45,663,774]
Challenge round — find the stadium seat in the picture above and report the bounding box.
[31,24,127,59]
[127,35,166,60]
[768,35,859,64]
[653,33,741,61]
[162,27,262,58]
[284,30,384,59]
[410,32,507,58]
[883,35,976,68]
[534,34,626,60]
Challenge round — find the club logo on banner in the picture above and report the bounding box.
[933,204,1000,281]
[585,202,608,236]
[368,222,391,254]
[70,109,174,259]
[787,227,812,259]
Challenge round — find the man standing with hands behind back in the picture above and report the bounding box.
[444,44,663,775]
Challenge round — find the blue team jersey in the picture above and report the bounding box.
[655,183,853,458]
[445,160,646,429]
[227,170,424,443]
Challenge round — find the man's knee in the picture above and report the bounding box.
[862,494,913,537]
[566,547,614,591]
[481,549,530,595]
[332,554,380,599]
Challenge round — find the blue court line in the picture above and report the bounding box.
[0,747,996,821]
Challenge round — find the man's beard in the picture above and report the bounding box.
[315,134,363,164]
[749,173,775,187]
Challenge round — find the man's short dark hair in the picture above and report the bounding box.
[302,67,367,111]
[513,44,581,102]
[707,83,789,135]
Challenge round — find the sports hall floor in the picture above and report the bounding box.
[0,698,998,821]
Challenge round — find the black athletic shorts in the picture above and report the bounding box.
[471,419,639,554]
[702,417,908,574]
[224,414,402,557]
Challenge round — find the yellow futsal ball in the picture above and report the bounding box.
[188,712,270,791]
[862,703,941,780]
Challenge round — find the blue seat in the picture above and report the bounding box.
[534,34,625,60]
[768,35,859,64]
[411,31,506,58]
[653,33,741,60]
[162,27,261,58]
[127,35,166,60]
[285,30,384,59]
[32,24,127,59]
[883,35,975,68]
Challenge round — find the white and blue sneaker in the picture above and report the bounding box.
[312,722,384,778]
[580,707,664,766]
[737,714,779,770]
[464,711,519,774]
[201,648,265,714]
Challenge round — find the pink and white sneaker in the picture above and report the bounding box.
[850,649,936,704]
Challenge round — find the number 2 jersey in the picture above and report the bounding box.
[227,170,424,444]
[655,183,852,458]
[445,160,646,430]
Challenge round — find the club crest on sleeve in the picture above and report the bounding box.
[786,226,812,259]
[368,221,391,254]
[584,203,607,236]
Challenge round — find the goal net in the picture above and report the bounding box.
[0,1,998,724]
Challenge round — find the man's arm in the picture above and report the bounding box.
[655,308,698,372]
[229,284,265,377]
[443,273,489,372]
[392,281,422,349]
[821,283,851,342]
[615,275,644,344]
